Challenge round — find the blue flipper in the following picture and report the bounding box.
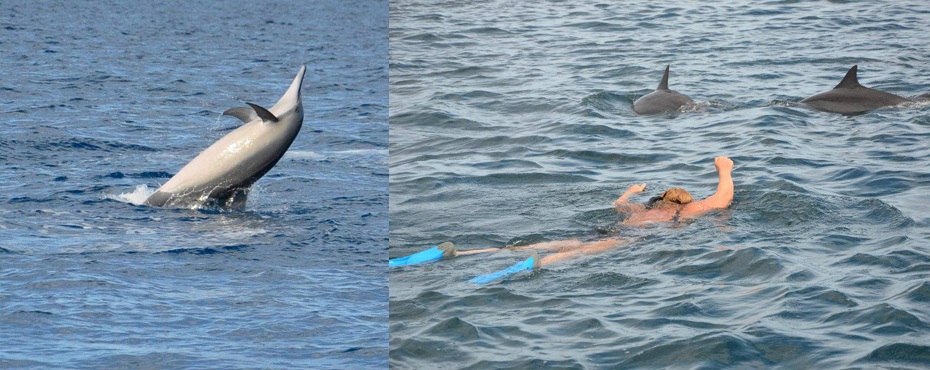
[389,242,456,267]
[469,252,541,284]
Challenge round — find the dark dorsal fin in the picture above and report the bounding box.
[834,65,861,89]
[246,102,279,123]
[657,65,670,90]
[222,107,258,123]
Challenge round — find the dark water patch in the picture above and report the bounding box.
[403,33,444,41]
[559,123,636,139]
[458,172,595,185]
[428,66,499,78]
[743,328,825,366]
[462,27,511,35]
[539,149,673,165]
[784,286,858,308]
[619,333,761,369]
[667,247,784,281]
[392,338,472,366]
[25,138,157,153]
[565,21,621,30]
[581,91,635,114]
[899,281,930,303]
[8,196,55,204]
[390,111,489,130]
[95,171,174,179]
[157,244,250,255]
[856,343,930,365]
[548,317,617,340]
[568,271,655,290]
[824,303,927,335]
[470,158,542,170]
[422,317,480,341]
[650,301,707,317]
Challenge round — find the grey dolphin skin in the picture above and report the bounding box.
[145,66,307,208]
[632,65,694,115]
[800,65,908,114]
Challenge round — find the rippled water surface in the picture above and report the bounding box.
[389,1,930,369]
[1,1,387,368]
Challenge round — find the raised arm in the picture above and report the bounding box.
[680,157,734,218]
[613,183,647,213]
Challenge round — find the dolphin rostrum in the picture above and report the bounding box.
[800,65,909,114]
[632,65,694,115]
[145,65,306,208]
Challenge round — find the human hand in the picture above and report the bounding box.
[714,157,733,172]
[614,183,646,206]
[627,183,647,194]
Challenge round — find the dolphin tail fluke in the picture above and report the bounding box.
[834,65,861,89]
[271,65,307,112]
[657,65,670,90]
[246,102,279,123]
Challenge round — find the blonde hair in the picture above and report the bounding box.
[647,188,693,209]
[660,188,692,204]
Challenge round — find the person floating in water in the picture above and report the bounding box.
[390,156,735,284]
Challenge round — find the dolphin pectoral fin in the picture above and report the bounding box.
[834,65,862,89]
[223,107,259,123]
[246,102,279,124]
[657,65,670,90]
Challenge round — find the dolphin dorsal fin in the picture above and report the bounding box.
[834,65,861,89]
[222,107,258,123]
[657,65,670,90]
[246,102,279,123]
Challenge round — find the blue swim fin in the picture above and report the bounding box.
[389,242,456,267]
[469,251,541,284]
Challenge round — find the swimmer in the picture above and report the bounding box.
[614,156,734,225]
[391,156,735,283]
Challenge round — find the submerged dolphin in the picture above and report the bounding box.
[632,65,694,115]
[800,65,908,114]
[145,66,306,208]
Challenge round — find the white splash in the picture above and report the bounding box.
[898,99,930,110]
[108,184,156,205]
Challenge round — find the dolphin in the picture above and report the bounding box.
[632,65,694,115]
[145,65,306,208]
[800,65,909,114]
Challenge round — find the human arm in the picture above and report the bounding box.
[680,157,734,218]
[613,183,648,213]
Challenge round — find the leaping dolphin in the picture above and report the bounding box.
[145,65,307,208]
[800,65,909,114]
[632,65,694,115]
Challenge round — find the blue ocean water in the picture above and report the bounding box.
[389,1,930,369]
[1,1,387,369]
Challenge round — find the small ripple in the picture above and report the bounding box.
[667,247,784,281]
[824,303,928,335]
